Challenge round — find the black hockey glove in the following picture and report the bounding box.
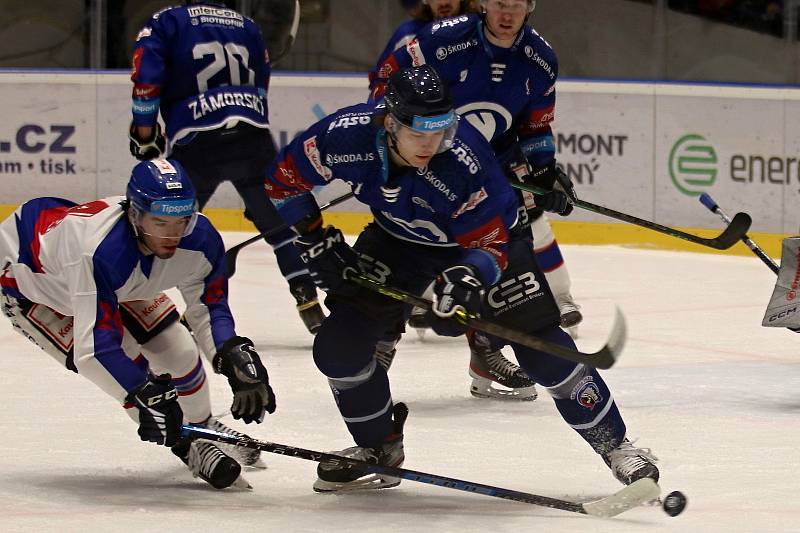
[530,161,575,216]
[426,265,484,337]
[213,336,275,424]
[125,374,183,447]
[128,122,166,161]
[295,225,360,292]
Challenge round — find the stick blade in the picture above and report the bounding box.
[582,478,661,518]
[708,212,751,249]
[585,306,627,370]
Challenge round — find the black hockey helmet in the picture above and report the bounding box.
[383,65,458,152]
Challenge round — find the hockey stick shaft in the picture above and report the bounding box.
[510,182,751,250]
[699,193,779,274]
[224,192,355,278]
[181,425,658,517]
[347,273,624,369]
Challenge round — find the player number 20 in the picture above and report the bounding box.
[193,41,256,92]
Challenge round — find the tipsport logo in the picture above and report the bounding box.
[668,134,718,196]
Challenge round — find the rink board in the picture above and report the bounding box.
[0,71,797,252]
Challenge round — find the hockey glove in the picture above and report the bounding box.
[426,265,484,337]
[213,336,275,424]
[295,225,360,292]
[129,122,166,161]
[530,162,575,216]
[125,374,183,447]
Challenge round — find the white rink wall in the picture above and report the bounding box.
[1,71,799,234]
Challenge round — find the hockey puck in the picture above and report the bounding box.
[662,491,687,517]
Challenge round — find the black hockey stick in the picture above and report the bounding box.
[510,182,751,250]
[181,423,660,517]
[224,191,356,278]
[699,193,779,274]
[348,273,625,369]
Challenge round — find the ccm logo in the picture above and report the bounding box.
[487,272,540,309]
[146,389,177,406]
[300,232,343,262]
[768,306,798,322]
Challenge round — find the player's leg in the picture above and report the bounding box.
[512,327,659,486]
[213,124,325,334]
[231,177,325,334]
[530,213,582,337]
[311,298,406,492]
[121,297,252,488]
[2,292,80,371]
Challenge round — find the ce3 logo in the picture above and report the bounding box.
[487,272,540,310]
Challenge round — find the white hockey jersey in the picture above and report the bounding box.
[0,196,236,400]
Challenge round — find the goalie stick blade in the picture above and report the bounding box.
[581,478,661,518]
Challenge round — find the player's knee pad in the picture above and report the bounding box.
[313,305,386,379]
[139,320,200,376]
[2,294,78,371]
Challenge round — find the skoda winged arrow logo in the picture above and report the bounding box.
[668,134,718,196]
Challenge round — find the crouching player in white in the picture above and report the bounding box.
[0,159,275,489]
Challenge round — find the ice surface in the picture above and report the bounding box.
[1,234,798,532]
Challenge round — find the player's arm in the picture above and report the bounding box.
[265,126,360,293]
[425,174,516,337]
[511,48,574,214]
[179,220,275,423]
[128,12,174,159]
[369,32,427,101]
[369,23,418,93]
[69,254,182,446]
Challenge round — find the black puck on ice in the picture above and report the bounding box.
[662,491,687,517]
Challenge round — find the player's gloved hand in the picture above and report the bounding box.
[535,189,573,216]
[125,373,183,446]
[295,225,360,292]
[129,122,166,161]
[213,336,275,424]
[426,265,484,337]
[530,161,575,216]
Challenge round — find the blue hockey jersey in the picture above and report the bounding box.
[131,3,271,145]
[264,102,520,286]
[372,13,558,168]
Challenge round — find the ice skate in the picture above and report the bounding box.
[172,439,250,490]
[602,438,660,486]
[313,403,407,493]
[206,417,266,469]
[468,342,537,401]
[291,282,326,334]
[556,293,582,339]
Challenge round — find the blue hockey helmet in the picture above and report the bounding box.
[126,158,199,238]
[383,65,458,153]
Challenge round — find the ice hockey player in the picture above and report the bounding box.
[128,0,325,333]
[265,65,659,491]
[0,159,276,490]
[372,0,536,402]
[373,0,581,338]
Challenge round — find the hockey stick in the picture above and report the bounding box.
[347,273,625,369]
[181,423,660,517]
[510,182,751,250]
[224,191,356,278]
[699,193,779,274]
